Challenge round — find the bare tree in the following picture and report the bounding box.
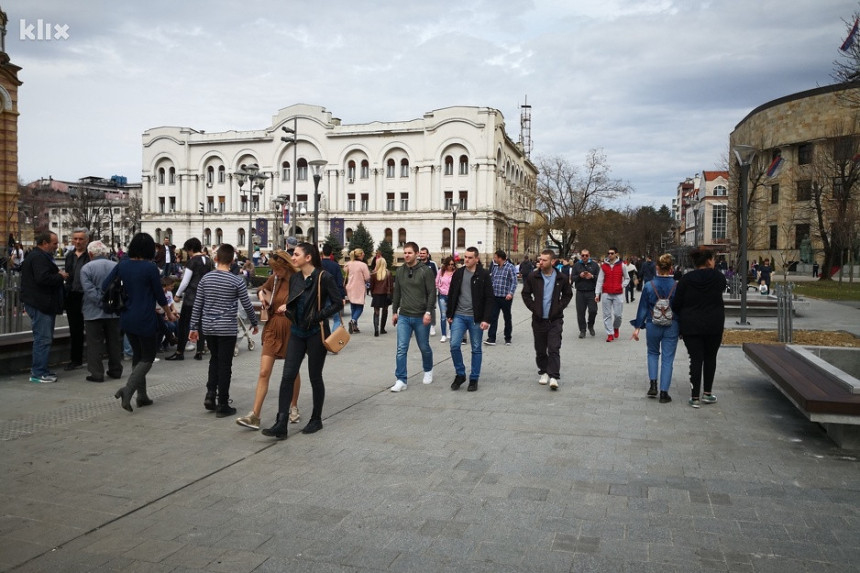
[66,184,110,240]
[530,150,632,259]
[832,6,860,109]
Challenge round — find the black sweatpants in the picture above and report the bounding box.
[531,317,564,380]
[683,332,722,398]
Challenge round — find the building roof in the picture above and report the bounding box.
[702,171,729,181]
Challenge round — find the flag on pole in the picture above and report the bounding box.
[766,155,784,177]
[840,17,859,51]
[283,206,289,224]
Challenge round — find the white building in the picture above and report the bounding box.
[140,104,537,260]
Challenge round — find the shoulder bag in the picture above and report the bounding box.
[318,270,350,353]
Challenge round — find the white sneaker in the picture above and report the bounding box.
[430,326,436,336]
[549,378,559,390]
[538,373,549,385]
[186,342,196,352]
[440,335,447,343]
[423,370,433,384]
[390,380,407,392]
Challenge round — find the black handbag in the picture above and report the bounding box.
[101,273,128,314]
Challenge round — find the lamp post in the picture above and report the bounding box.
[272,194,289,249]
[280,119,298,238]
[733,145,757,326]
[198,201,205,242]
[236,163,268,257]
[451,203,459,255]
[309,159,327,246]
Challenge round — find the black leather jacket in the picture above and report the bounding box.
[446,264,495,323]
[285,267,343,334]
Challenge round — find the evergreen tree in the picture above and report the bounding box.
[348,222,375,260]
[322,233,344,263]
[376,239,394,268]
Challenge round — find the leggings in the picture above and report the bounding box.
[278,332,327,420]
[682,333,722,398]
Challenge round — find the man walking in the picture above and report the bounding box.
[390,242,435,392]
[446,247,494,392]
[595,247,629,342]
[572,249,600,338]
[418,247,439,336]
[521,249,572,390]
[321,244,346,330]
[21,232,68,383]
[486,249,517,346]
[79,240,123,382]
[64,227,91,370]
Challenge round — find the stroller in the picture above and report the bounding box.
[234,304,257,356]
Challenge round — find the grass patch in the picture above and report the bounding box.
[254,267,271,276]
[791,280,860,301]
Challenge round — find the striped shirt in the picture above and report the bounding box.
[190,270,258,336]
[489,260,518,297]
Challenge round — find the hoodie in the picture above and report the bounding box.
[671,268,727,336]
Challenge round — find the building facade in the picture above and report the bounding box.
[730,82,860,272]
[0,7,22,245]
[674,171,729,258]
[141,104,537,260]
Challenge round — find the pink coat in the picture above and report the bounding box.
[344,260,370,304]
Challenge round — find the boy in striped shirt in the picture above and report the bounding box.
[190,244,259,416]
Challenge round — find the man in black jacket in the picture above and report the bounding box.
[21,232,68,383]
[571,248,600,338]
[521,249,573,391]
[64,227,90,370]
[445,247,494,392]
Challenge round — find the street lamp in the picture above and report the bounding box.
[733,144,757,326]
[236,163,268,257]
[272,194,289,249]
[451,202,459,255]
[198,201,205,243]
[309,159,327,246]
[281,120,298,237]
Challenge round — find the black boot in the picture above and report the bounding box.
[348,320,355,334]
[261,412,289,439]
[114,386,133,412]
[136,392,154,407]
[301,418,323,434]
[380,308,388,334]
[216,401,237,418]
[204,391,217,411]
[659,391,672,403]
[373,314,380,337]
[648,380,658,398]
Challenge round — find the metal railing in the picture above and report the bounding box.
[775,282,794,343]
[727,274,743,299]
[0,271,25,334]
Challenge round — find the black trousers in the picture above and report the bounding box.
[206,334,237,403]
[278,332,327,419]
[65,291,85,364]
[575,290,597,333]
[683,332,722,398]
[85,318,123,379]
[176,301,205,354]
[487,296,513,342]
[531,317,564,379]
[124,332,158,398]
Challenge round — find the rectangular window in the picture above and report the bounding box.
[240,196,248,213]
[711,204,726,240]
[771,184,779,204]
[61,208,68,215]
[795,224,810,249]
[386,193,395,211]
[798,143,813,165]
[400,193,409,211]
[158,197,165,214]
[458,191,468,210]
[444,191,453,211]
[834,136,856,161]
[769,225,778,250]
[169,197,176,212]
[207,198,215,213]
[51,208,57,215]
[218,196,225,212]
[796,179,812,201]
[347,194,356,212]
[360,193,369,212]
[297,194,308,213]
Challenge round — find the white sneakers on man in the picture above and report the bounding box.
[390,380,407,392]
[430,326,436,336]
[423,370,434,384]
[440,335,447,343]
[549,378,559,390]
[538,373,549,385]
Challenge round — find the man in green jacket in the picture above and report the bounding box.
[390,242,435,392]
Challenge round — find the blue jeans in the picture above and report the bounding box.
[645,320,680,391]
[449,314,484,380]
[25,303,56,377]
[394,314,433,382]
[351,303,364,322]
[437,295,449,336]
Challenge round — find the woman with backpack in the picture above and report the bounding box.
[630,253,678,404]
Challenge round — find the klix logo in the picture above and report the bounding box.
[19,19,70,41]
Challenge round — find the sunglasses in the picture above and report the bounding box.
[608,252,616,255]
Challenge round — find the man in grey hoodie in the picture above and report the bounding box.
[79,240,123,382]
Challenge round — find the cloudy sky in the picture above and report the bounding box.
[8,0,856,208]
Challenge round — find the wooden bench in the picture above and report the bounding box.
[743,343,860,448]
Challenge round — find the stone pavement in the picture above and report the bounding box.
[1,294,859,572]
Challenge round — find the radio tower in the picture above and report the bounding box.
[519,95,532,159]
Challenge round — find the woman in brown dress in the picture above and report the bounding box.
[235,250,303,429]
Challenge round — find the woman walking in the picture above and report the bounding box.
[343,248,370,333]
[630,254,678,404]
[106,233,177,412]
[672,247,727,408]
[262,242,343,439]
[235,250,304,429]
[435,256,455,342]
[369,257,394,337]
[167,238,213,361]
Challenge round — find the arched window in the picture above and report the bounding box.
[218,165,225,184]
[456,228,465,249]
[238,228,245,246]
[444,155,454,176]
[713,185,727,197]
[206,166,214,185]
[387,158,395,178]
[215,228,223,245]
[459,155,468,175]
[442,228,451,249]
[165,228,173,243]
[282,161,291,181]
[155,228,162,242]
[297,158,308,181]
[400,158,409,178]
[168,167,176,185]
[158,168,165,185]
[361,160,369,179]
[384,228,393,243]
[347,160,356,181]
[204,228,211,246]
[295,226,304,237]
[398,228,406,247]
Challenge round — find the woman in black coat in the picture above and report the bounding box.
[672,247,726,408]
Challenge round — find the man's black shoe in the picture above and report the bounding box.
[450,374,466,390]
[215,403,237,418]
[467,379,478,392]
[64,362,83,371]
[85,375,104,383]
[204,391,217,411]
[578,331,586,339]
[588,327,595,336]
[165,353,184,361]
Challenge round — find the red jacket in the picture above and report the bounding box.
[598,260,625,295]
